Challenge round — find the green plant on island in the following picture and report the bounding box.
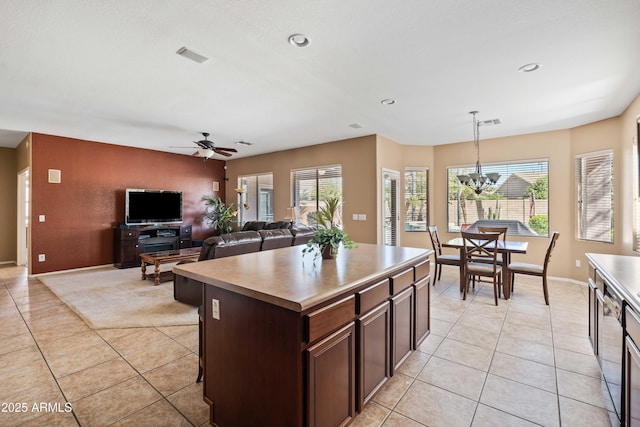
[302,197,357,260]
[202,195,237,235]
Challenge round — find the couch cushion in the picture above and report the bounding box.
[242,221,267,231]
[264,221,292,230]
[214,231,263,258]
[290,224,317,246]
[259,229,294,250]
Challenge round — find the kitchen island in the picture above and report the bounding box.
[174,243,432,427]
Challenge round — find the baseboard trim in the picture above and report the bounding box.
[31,263,116,279]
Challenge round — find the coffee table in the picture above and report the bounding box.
[140,247,201,286]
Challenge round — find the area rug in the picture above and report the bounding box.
[38,265,198,329]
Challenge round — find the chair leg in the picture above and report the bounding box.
[511,272,515,292]
[542,275,549,305]
[493,277,498,306]
[438,263,443,281]
[462,273,468,300]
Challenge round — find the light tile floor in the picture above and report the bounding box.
[0,264,616,426]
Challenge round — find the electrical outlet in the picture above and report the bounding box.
[39,215,45,222]
[576,259,581,268]
[211,298,220,320]
[358,214,366,221]
[38,254,45,262]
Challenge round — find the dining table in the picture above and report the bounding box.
[442,237,528,300]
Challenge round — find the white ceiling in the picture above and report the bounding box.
[1,0,639,159]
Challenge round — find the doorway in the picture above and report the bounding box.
[382,169,400,246]
[17,168,29,266]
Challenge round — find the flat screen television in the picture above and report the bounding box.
[125,189,183,225]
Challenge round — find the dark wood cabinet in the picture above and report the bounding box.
[306,322,356,427]
[179,224,192,248]
[174,244,432,427]
[414,276,430,348]
[392,286,414,372]
[358,302,390,409]
[114,225,191,268]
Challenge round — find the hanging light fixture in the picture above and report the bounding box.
[457,111,500,195]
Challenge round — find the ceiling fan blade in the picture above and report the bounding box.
[213,148,233,157]
[214,147,238,152]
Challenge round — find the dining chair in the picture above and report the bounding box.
[461,231,502,305]
[508,231,560,305]
[427,226,461,286]
[477,226,507,265]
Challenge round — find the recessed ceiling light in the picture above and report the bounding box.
[235,141,253,146]
[349,123,363,129]
[288,34,310,47]
[381,99,396,105]
[518,63,541,73]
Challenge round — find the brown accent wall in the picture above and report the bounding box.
[30,133,225,274]
[0,147,17,263]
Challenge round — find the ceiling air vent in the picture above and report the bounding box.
[176,47,208,64]
[479,119,501,126]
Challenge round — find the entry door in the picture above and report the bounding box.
[382,170,400,246]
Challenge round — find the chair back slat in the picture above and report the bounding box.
[543,231,560,272]
[477,226,507,244]
[460,231,501,266]
[428,226,443,257]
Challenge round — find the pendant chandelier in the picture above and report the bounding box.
[457,111,500,195]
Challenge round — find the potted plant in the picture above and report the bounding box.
[202,195,237,235]
[302,197,357,260]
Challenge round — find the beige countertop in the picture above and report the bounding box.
[173,243,432,312]
[586,253,640,312]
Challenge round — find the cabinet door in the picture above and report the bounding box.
[358,302,390,410]
[627,336,640,426]
[414,277,430,348]
[588,279,598,355]
[121,240,141,268]
[392,286,414,373]
[307,322,356,427]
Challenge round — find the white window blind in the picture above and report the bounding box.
[576,150,613,243]
[291,165,342,227]
[404,167,428,232]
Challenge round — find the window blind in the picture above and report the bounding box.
[291,165,342,226]
[404,167,428,232]
[576,150,613,243]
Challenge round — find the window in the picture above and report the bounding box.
[635,120,640,252]
[404,167,429,231]
[291,165,342,226]
[237,173,274,224]
[447,160,549,236]
[576,150,613,243]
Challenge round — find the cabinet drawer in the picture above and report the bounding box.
[414,259,430,282]
[588,264,596,283]
[306,295,356,343]
[357,279,390,315]
[390,268,414,295]
[627,306,640,345]
[118,229,138,240]
[595,271,605,294]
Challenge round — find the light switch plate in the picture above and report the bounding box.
[39,215,45,222]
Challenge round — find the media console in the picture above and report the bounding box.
[114,224,192,268]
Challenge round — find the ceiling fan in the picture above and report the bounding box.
[191,132,238,158]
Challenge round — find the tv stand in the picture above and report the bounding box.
[114,224,192,268]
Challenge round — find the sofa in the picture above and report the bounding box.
[174,221,316,306]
